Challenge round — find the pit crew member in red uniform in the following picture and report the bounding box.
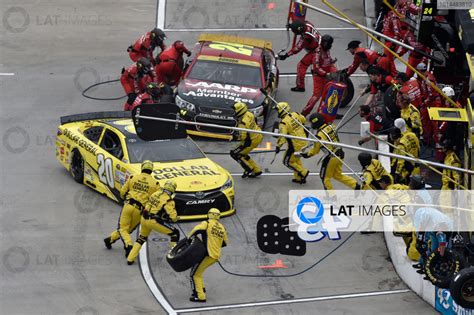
[155,40,191,86]
[127,28,166,64]
[120,58,156,111]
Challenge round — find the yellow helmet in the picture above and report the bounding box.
[233,102,248,117]
[163,180,177,193]
[276,102,290,118]
[141,160,154,172]
[208,208,221,220]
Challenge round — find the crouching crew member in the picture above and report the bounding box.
[358,153,393,190]
[302,113,358,190]
[104,160,160,257]
[188,208,228,303]
[127,180,180,265]
[230,102,263,178]
[275,102,310,184]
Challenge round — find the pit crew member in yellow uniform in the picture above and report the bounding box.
[390,127,420,184]
[230,102,263,178]
[441,139,461,190]
[398,93,423,138]
[104,160,160,257]
[358,153,393,190]
[275,102,309,184]
[127,180,180,265]
[188,208,228,303]
[301,113,358,190]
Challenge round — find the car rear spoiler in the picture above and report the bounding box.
[60,111,131,125]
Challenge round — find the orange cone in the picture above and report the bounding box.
[258,259,288,269]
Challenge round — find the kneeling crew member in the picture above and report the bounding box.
[104,160,160,257]
[275,102,310,184]
[127,180,180,265]
[302,113,358,190]
[188,208,228,303]
[390,127,420,184]
[230,102,263,178]
[358,153,393,190]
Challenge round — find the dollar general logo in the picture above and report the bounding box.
[327,90,339,114]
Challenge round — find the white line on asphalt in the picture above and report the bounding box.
[175,289,411,313]
[163,27,358,32]
[229,172,361,177]
[0,73,15,76]
[139,237,177,315]
[280,73,367,78]
[157,0,166,29]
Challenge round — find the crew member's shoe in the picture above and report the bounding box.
[125,245,132,258]
[127,260,134,266]
[249,170,262,178]
[301,170,309,184]
[336,114,344,119]
[242,170,251,178]
[291,87,305,92]
[412,263,423,269]
[104,237,112,249]
[416,269,425,274]
[190,296,206,303]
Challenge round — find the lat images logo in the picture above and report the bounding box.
[292,196,350,242]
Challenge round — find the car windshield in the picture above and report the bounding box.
[126,138,205,163]
[188,60,262,87]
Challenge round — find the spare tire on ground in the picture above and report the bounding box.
[166,237,207,272]
[450,266,474,309]
[424,249,465,289]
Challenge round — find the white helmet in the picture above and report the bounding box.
[442,86,455,97]
[394,118,407,133]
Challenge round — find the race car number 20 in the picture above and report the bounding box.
[97,154,114,189]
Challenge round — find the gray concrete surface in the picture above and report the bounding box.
[0,0,434,314]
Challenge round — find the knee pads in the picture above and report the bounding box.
[229,150,241,160]
[137,235,148,245]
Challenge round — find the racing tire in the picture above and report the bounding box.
[340,77,354,109]
[424,249,465,289]
[70,149,84,183]
[450,266,474,309]
[166,237,206,272]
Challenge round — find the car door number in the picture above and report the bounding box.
[208,41,253,56]
[97,154,114,189]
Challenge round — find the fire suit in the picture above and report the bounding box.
[442,150,461,190]
[382,10,402,56]
[120,64,156,111]
[189,219,228,301]
[347,48,396,77]
[417,71,442,142]
[301,46,337,116]
[287,21,320,89]
[155,41,191,86]
[127,189,180,264]
[277,112,309,183]
[396,0,420,35]
[400,103,423,137]
[362,159,393,190]
[399,80,422,108]
[130,92,156,111]
[391,130,420,184]
[128,31,166,64]
[108,174,160,249]
[230,111,263,175]
[304,123,357,190]
[398,30,430,77]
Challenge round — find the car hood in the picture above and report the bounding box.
[177,78,265,110]
[129,158,230,192]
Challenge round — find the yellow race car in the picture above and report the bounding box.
[56,112,235,220]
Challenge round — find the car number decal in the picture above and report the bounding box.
[97,154,114,189]
[208,41,253,56]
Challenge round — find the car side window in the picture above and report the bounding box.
[83,126,104,144]
[99,129,124,160]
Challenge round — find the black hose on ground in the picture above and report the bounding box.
[82,79,126,101]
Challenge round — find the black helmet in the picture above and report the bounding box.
[309,113,326,130]
[409,175,425,190]
[346,40,361,50]
[289,20,305,35]
[146,82,161,98]
[321,34,334,50]
[358,153,372,168]
[137,57,152,74]
[151,28,166,45]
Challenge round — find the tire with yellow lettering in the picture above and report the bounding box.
[166,236,206,272]
[424,249,465,289]
[450,267,474,309]
[70,149,84,183]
